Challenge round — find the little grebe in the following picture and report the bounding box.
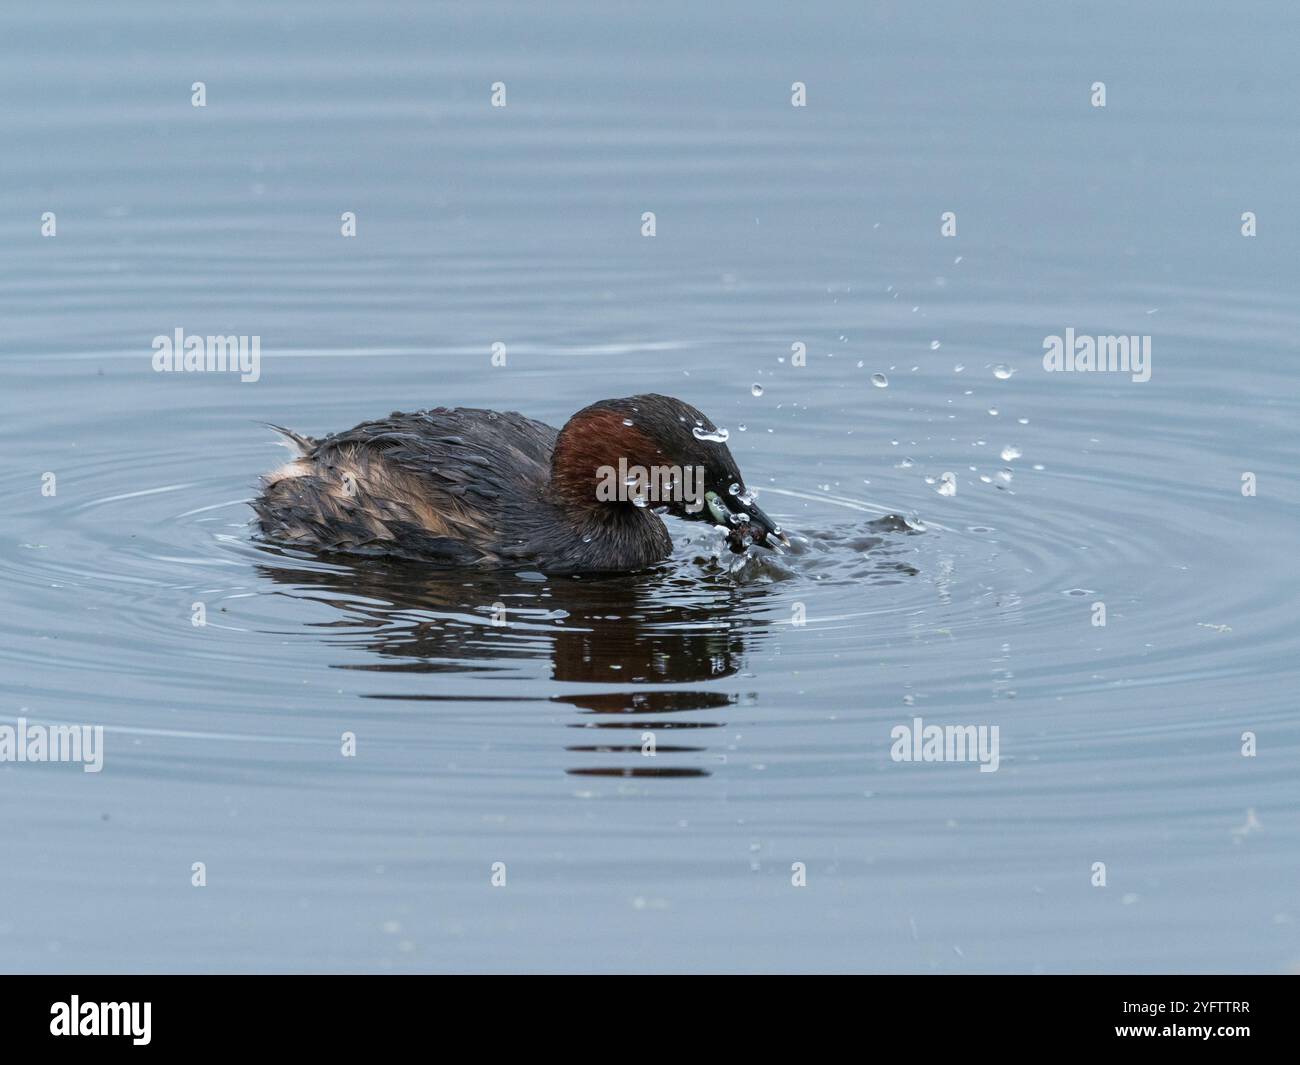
[253,393,786,574]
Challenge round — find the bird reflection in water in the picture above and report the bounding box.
[252,515,921,778]
[253,555,771,778]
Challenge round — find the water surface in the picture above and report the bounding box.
[1,1,1297,973]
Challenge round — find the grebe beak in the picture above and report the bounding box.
[745,502,790,549]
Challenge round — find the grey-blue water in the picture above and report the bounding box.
[1,1,1297,973]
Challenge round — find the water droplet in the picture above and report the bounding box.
[751,384,764,397]
[871,373,888,388]
[737,423,747,432]
[987,408,999,416]
[1000,445,1021,461]
[929,340,941,350]
[896,457,914,469]
[997,468,1013,482]
[693,426,730,443]
[622,418,634,426]
[936,477,957,497]
[728,482,740,495]
[631,494,649,509]
[954,363,965,373]
[993,364,1015,380]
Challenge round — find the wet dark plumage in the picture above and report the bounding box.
[252,393,783,575]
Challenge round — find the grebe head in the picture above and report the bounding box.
[551,394,787,549]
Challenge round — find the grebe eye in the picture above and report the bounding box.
[705,491,728,524]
